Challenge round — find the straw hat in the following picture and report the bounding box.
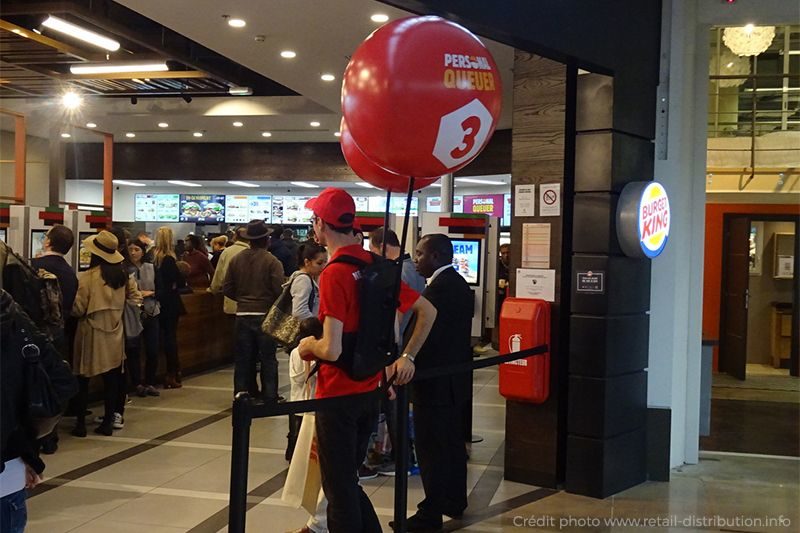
[83,230,124,264]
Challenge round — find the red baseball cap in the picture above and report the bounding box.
[305,188,356,229]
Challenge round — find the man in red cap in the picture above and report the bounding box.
[298,188,436,533]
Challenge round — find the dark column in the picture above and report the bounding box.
[565,73,654,497]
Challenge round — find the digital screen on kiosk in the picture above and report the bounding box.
[134,194,179,222]
[179,194,225,223]
[30,229,47,259]
[0,229,6,243]
[78,231,95,271]
[451,238,481,286]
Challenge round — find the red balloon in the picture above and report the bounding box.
[342,16,502,178]
[340,120,439,193]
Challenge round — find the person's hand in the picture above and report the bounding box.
[391,356,415,386]
[24,463,42,489]
[298,336,316,361]
[141,290,154,298]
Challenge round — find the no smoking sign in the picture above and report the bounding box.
[539,183,561,217]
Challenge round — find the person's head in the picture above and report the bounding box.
[299,317,323,340]
[415,234,454,278]
[109,226,133,265]
[238,220,270,249]
[154,226,176,266]
[44,224,74,255]
[269,225,284,245]
[282,228,295,241]
[184,234,203,253]
[305,188,357,247]
[499,243,510,266]
[211,235,227,252]
[136,231,152,246]
[226,229,237,245]
[369,227,400,256]
[128,239,148,265]
[297,242,327,276]
[84,231,127,289]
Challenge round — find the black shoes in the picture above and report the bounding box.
[390,513,443,532]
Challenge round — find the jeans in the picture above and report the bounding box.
[316,398,381,533]
[233,315,278,401]
[0,489,27,532]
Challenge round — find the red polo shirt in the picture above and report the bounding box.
[316,244,420,398]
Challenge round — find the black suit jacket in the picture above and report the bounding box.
[410,267,474,406]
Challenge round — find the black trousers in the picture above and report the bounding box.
[74,367,122,425]
[125,315,160,387]
[159,311,180,375]
[414,402,468,519]
[316,398,381,533]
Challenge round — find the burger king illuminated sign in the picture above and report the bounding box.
[616,181,670,259]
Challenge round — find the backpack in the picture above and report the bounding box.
[0,241,64,341]
[327,253,403,380]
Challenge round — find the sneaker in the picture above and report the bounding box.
[136,385,148,397]
[374,461,396,477]
[357,464,378,481]
[94,413,124,429]
[145,385,160,397]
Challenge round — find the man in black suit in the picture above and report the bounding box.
[403,234,474,531]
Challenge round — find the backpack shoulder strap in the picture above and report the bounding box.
[327,254,368,269]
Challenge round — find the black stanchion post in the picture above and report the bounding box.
[393,384,410,532]
[228,393,253,533]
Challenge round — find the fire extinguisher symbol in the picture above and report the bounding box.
[509,334,522,353]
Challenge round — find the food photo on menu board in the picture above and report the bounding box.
[134,193,179,222]
[271,197,284,224]
[451,239,481,286]
[282,196,313,224]
[179,194,225,223]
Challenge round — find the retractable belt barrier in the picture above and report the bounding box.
[228,344,549,533]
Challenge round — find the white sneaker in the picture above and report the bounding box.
[94,412,124,429]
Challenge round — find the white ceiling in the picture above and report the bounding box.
[0,0,515,144]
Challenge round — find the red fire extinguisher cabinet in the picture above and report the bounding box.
[498,298,550,403]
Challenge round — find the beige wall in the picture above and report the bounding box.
[0,131,50,206]
[746,220,795,365]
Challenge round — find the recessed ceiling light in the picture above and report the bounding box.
[320,73,335,82]
[233,121,244,127]
[227,18,246,28]
[334,131,341,137]
[60,133,71,138]
[261,132,272,137]
[291,181,319,188]
[455,178,506,185]
[85,122,97,128]
[113,180,146,187]
[280,50,297,59]
[228,181,260,188]
[125,132,136,138]
[41,15,120,51]
[193,132,203,137]
[61,91,82,110]
[371,14,389,23]
[167,180,201,187]
[69,62,168,75]
[310,121,321,127]
[158,122,169,128]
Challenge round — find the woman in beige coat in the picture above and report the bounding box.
[71,231,141,437]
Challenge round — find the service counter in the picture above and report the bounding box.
[176,290,235,376]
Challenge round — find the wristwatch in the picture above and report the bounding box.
[401,353,416,363]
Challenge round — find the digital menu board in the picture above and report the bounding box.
[502,193,511,227]
[463,194,505,218]
[30,229,47,259]
[354,196,370,213]
[426,197,442,213]
[78,231,95,271]
[453,195,464,213]
[134,194,180,222]
[282,196,314,225]
[451,239,481,286]
[366,197,419,216]
[225,195,272,224]
[179,194,225,223]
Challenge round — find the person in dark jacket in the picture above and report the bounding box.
[281,228,299,263]
[181,234,214,289]
[402,234,474,531]
[268,225,296,277]
[154,227,184,389]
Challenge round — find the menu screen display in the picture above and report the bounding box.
[135,194,180,222]
[502,193,511,227]
[354,196,370,213]
[366,197,419,216]
[179,194,225,223]
[30,229,47,259]
[451,238,481,286]
[282,196,313,225]
[78,231,95,271]
[426,197,442,213]
[225,195,272,224]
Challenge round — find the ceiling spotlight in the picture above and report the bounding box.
[334,131,341,137]
[70,62,169,75]
[193,132,203,137]
[227,18,246,28]
[60,133,71,138]
[233,121,244,127]
[261,132,272,137]
[86,122,97,128]
[320,73,335,82]
[182,95,192,103]
[61,91,82,110]
[125,132,136,138]
[291,181,319,189]
[167,180,202,187]
[371,14,390,23]
[310,121,320,127]
[228,86,253,96]
[130,96,138,105]
[41,15,120,51]
[280,50,297,59]
[158,122,169,128]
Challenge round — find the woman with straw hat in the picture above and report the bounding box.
[71,230,141,437]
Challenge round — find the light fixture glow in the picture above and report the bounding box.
[228,86,253,96]
[61,91,82,109]
[60,133,71,138]
[85,122,97,128]
[310,121,320,127]
[193,132,203,137]
[355,182,374,188]
[334,131,341,137]
[167,180,202,187]
[261,132,272,137]
[41,15,120,52]
[158,122,169,128]
[228,18,246,28]
[228,181,260,188]
[280,50,297,59]
[113,180,146,187]
[726,62,734,68]
[744,23,755,34]
[291,181,319,189]
[232,121,244,127]
[371,14,389,23]
[70,62,169,75]
[320,73,335,82]
[125,132,136,138]
[455,178,506,185]
[11,29,26,37]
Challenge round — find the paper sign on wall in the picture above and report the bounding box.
[516,268,556,302]
[514,184,535,217]
[521,223,550,268]
[539,183,561,217]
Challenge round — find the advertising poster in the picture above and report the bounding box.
[135,193,180,222]
[30,229,47,259]
[451,239,481,285]
[389,197,419,217]
[179,194,225,223]
[453,195,464,213]
[426,196,442,213]
[271,196,284,224]
[463,194,504,218]
[225,195,250,224]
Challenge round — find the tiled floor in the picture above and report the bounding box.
[25,354,800,532]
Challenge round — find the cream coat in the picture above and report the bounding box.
[72,266,142,377]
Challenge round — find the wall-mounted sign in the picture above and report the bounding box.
[539,183,560,217]
[576,271,605,293]
[463,194,504,218]
[616,181,670,259]
[516,268,555,301]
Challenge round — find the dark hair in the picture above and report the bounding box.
[299,317,323,339]
[324,221,353,235]
[249,236,269,249]
[282,229,295,239]
[269,225,284,241]
[186,234,206,253]
[46,224,74,255]
[369,227,399,248]
[109,226,133,266]
[421,233,454,264]
[89,254,127,289]
[297,242,326,268]
[129,239,147,255]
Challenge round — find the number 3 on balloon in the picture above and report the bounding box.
[450,116,481,160]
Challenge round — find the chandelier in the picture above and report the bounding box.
[723,25,776,56]
[709,50,750,87]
